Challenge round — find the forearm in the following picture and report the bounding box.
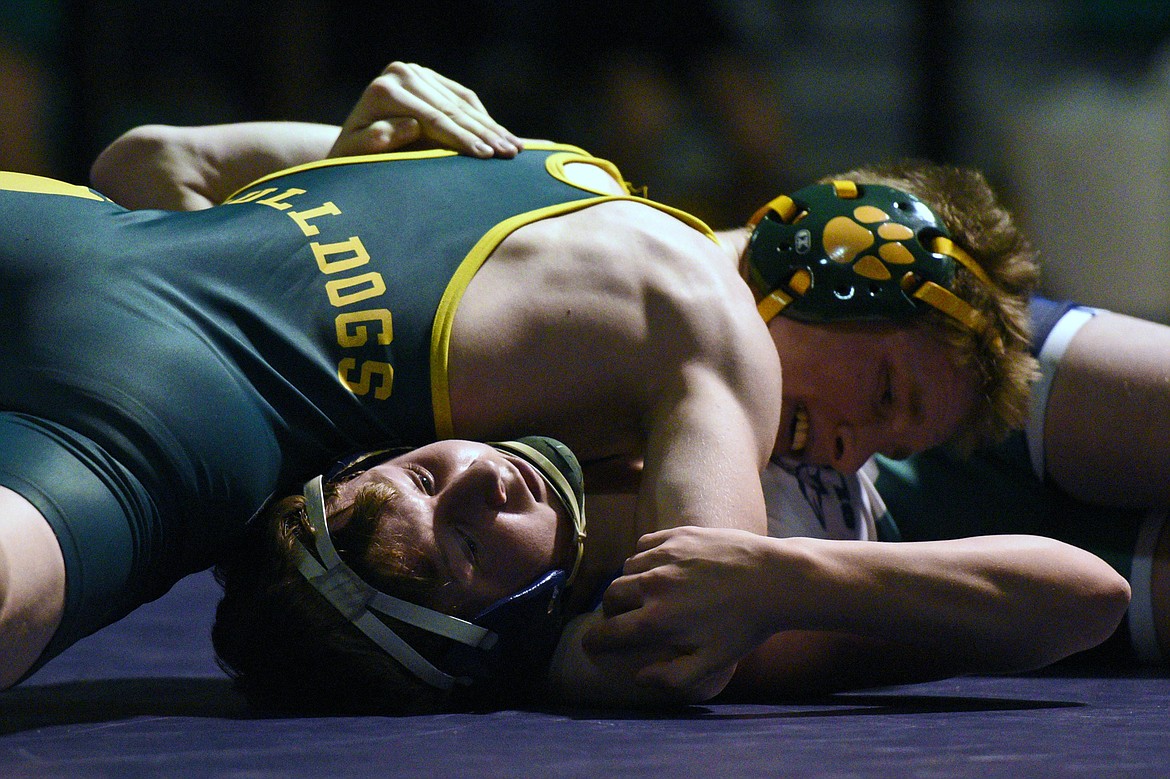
[752,535,1130,675]
[90,122,340,210]
[583,526,1129,704]
[725,630,948,700]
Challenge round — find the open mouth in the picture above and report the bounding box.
[790,403,809,454]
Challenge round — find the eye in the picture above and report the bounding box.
[404,463,435,494]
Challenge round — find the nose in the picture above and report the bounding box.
[832,407,919,471]
[829,424,882,473]
[438,456,508,522]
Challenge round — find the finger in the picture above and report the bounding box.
[617,550,664,577]
[634,651,712,692]
[331,118,420,158]
[618,534,682,575]
[414,94,519,159]
[377,83,501,158]
[581,610,666,654]
[637,655,735,702]
[429,70,524,152]
[375,64,519,157]
[406,64,519,146]
[426,67,489,112]
[598,575,643,615]
[633,528,676,553]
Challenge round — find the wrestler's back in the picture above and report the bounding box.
[0,148,625,561]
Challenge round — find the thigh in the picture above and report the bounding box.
[1046,311,1170,506]
[0,485,64,689]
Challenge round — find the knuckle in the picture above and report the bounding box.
[364,78,396,102]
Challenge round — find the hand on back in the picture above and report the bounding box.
[329,62,524,160]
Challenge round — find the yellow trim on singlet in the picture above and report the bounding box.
[543,152,627,196]
[222,142,597,203]
[0,171,107,201]
[430,191,718,439]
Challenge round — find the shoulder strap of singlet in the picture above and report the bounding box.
[1026,296,1097,479]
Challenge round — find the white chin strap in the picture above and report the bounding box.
[292,476,496,690]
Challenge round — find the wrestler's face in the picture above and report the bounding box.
[768,317,978,472]
[328,441,574,618]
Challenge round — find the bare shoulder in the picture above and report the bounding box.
[511,198,739,291]
[1046,310,1170,505]
[494,199,769,360]
[455,198,781,451]
[587,203,777,377]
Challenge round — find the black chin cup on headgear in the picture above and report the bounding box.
[498,436,585,512]
[747,182,967,325]
[442,568,568,693]
[491,435,586,585]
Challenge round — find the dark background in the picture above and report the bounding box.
[5,1,1170,318]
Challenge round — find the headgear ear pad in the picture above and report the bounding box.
[442,569,568,695]
[746,181,964,324]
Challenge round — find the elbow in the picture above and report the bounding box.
[1077,566,1132,653]
[1007,565,1132,673]
[90,124,173,191]
[89,124,209,210]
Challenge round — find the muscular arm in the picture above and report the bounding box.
[541,220,782,704]
[89,61,523,211]
[1045,310,1170,506]
[634,365,774,537]
[546,371,774,706]
[583,528,1129,704]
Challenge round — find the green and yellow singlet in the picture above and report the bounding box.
[0,144,710,673]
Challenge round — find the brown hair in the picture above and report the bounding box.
[820,160,1039,449]
[212,484,455,714]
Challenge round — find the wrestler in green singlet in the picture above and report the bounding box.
[0,143,645,672]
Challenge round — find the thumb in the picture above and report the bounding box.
[331,118,421,158]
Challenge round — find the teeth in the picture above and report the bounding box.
[791,404,809,454]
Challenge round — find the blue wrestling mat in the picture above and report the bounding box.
[2,570,1168,777]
